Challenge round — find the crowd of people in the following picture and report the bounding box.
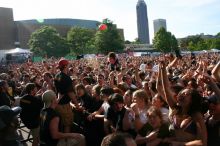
[0,51,220,146]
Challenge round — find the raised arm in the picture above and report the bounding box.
[166,57,178,71]
[160,63,176,109]
[202,74,220,100]
[156,64,165,99]
[211,61,220,82]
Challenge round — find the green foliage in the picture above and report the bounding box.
[67,27,96,55]
[180,35,220,51]
[179,39,188,49]
[216,32,220,38]
[94,19,124,54]
[131,38,142,44]
[28,26,69,57]
[197,40,208,51]
[125,40,131,44]
[153,27,178,53]
[171,35,178,51]
[212,38,220,49]
[205,39,213,49]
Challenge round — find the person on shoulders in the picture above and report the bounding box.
[54,59,78,133]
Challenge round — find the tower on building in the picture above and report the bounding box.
[136,0,150,44]
[153,19,167,35]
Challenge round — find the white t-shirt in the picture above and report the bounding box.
[161,107,169,122]
[138,108,148,124]
[102,101,110,118]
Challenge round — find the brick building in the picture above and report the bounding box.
[0,7,125,50]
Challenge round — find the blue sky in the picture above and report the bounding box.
[1,0,220,42]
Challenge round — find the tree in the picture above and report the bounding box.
[188,41,197,51]
[187,36,203,45]
[205,39,213,50]
[197,40,208,50]
[212,38,220,49]
[153,27,178,53]
[179,35,207,51]
[67,27,96,55]
[125,40,131,44]
[94,19,124,54]
[28,26,69,57]
[132,38,141,44]
[216,32,220,38]
[180,38,188,49]
[171,34,178,51]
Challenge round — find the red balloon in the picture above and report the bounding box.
[99,24,107,31]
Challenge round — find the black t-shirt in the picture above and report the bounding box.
[108,59,121,71]
[54,72,73,105]
[90,98,104,113]
[40,108,61,146]
[20,94,43,129]
[206,116,220,146]
[107,107,126,131]
[79,94,94,113]
[0,92,11,107]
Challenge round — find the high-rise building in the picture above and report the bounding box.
[153,19,167,35]
[0,7,15,50]
[136,0,150,44]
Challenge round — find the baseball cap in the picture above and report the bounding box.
[0,106,21,130]
[208,94,220,105]
[58,59,69,68]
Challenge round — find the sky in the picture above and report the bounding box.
[1,0,220,42]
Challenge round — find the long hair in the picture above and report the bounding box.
[0,80,7,93]
[176,89,203,116]
[133,89,149,105]
[147,106,163,123]
[187,89,203,116]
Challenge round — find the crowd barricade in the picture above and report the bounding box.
[17,114,33,144]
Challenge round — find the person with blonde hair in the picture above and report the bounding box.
[40,90,85,146]
[131,89,151,131]
[135,106,170,146]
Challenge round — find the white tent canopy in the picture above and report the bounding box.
[6,48,32,54]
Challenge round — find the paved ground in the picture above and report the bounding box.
[17,127,32,146]
[17,118,32,146]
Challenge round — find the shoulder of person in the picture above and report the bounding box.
[192,112,204,121]
[54,73,61,80]
[20,95,31,102]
